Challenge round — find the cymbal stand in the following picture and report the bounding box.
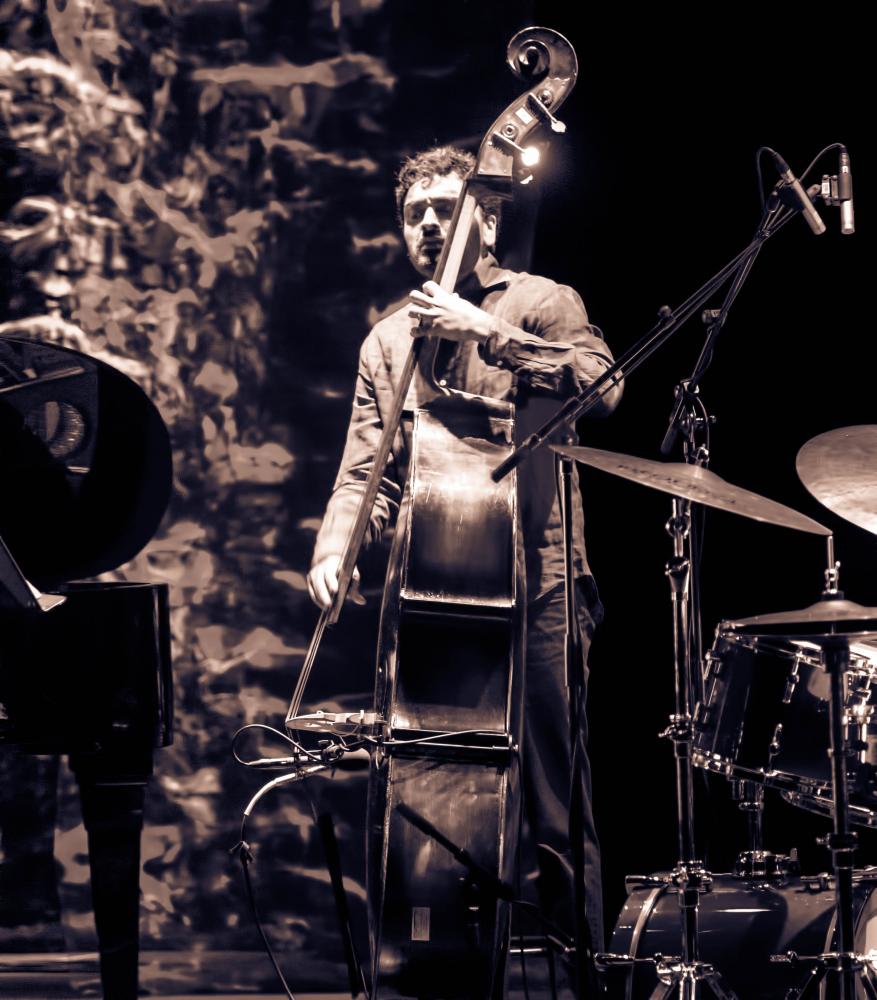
[555,446,599,999]
[598,483,737,998]
[637,197,772,997]
[648,493,737,1000]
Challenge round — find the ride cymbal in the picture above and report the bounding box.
[796,425,877,536]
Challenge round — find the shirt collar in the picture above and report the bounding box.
[458,252,514,299]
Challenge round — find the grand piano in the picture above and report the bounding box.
[0,335,174,999]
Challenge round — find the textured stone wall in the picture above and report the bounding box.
[0,0,540,991]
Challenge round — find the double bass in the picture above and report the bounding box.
[288,28,578,999]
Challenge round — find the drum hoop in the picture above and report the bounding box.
[692,752,833,799]
[781,788,877,830]
[627,884,666,1000]
[714,629,877,679]
[714,629,826,668]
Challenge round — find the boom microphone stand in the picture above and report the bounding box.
[556,443,598,999]
[630,187,785,1000]
[492,149,830,483]
[493,155,831,999]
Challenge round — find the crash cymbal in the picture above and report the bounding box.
[724,596,877,639]
[551,444,830,536]
[796,425,877,536]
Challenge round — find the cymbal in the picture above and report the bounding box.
[796,425,877,536]
[724,596,877,639]
[551,444,830,536]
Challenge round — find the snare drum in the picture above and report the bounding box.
[605,870,877,999]
[693,630,877,809]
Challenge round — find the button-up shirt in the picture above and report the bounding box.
[312,254,620,601]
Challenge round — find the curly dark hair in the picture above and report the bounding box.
[394,145,502,227]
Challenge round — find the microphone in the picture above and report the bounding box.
[770,150,826,235]
[838,145,855,235]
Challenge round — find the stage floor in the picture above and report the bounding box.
[0,950,573,999]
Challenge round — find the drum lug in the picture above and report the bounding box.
[693,702,710,727]
[703,648,724,677]
[782,661,801,704]
[769,723,783,759]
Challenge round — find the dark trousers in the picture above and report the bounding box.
[523,577,604,956]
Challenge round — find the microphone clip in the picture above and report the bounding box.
[819,173,846,208]
[816,170,855,236]
[817,145,854,235]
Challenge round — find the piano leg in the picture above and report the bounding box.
[70,749,153,1000]
[0,750,62,930]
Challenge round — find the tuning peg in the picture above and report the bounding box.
[526,92,566,134]
[491,130,541,168]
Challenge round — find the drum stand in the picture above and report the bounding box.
[780,565,877,999]
[776,639,877,999]
[813,637,877,998]
[730,779,764,853]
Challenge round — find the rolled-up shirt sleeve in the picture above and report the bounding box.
[311,341,402,565]
[477,280,622,415]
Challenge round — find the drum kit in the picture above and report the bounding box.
[554,425,877,999]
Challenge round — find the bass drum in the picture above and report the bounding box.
[605,871,877,999]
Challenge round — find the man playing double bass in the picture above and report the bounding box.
[307,145,622,990]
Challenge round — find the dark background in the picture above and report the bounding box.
[521,2,874,927]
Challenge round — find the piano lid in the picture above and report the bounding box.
[0,337,172,588]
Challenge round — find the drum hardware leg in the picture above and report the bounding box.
[594,953,739,1000]
[650,958,739,1000]
[730,778,764,852]
[772,950,877,999]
